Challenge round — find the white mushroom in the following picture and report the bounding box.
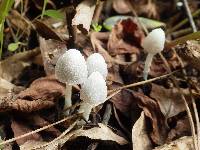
[55,49,88,114]
[86,53,108,79]
[141,28,165,80]
[79,71,107,121]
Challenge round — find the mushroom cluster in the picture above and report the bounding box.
[141,28,165,80]
[55,49,108,120]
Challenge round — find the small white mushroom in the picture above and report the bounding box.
[79,71,107,121]
[141,28,165,80]
[86,53,108,79]
[55,49,88,114]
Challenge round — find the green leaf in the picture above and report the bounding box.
[8,42,21,52]
[167,31,200,48]
[43,9,64,19]
[92,22,102,32]
[103,15,165,31]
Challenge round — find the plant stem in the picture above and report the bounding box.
[79,102,93,121]
[41,0,48,19]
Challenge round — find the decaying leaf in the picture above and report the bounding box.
[72,0,96,34]
[153,136,194,150]
[0,48,40,82]
[132,112,152,150]
[39,37,66,75]
[176,40,200,71]
[107,18,144,56]
[112,0,131,14]
[70,123,128,145]
[132,91,168,145]
[150,84,188,118]
[167,116,191,142]
[0,75,65,112]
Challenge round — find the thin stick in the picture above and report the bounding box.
[0,114,81,146]
[92,0,104,23]
[182,0,197,32]
[109,71,177,94]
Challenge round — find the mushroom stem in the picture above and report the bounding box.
[143,53,154,80]
[64,84,72,115]
[79,102,93,121]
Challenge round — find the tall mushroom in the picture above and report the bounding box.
[55,49,88,114]
[79,71,107,121]
[141,28,165,80]
[86,53,108,79]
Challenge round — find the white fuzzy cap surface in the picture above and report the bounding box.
[80,72,107,106]
[55,49,88,85]
[87,53,108,79]
[141,28,165,54]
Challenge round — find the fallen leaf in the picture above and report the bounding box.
[0,75,65,112]
[150,84,188,118]
[0,48,40,82]
[167,116,191,142]
[107,18,144,56]
[11,119,42,145]
[72,0,96,34]
[39,37,66,75]
[132,91,168,145]
[132,111,152,150]
[153,136,194,150]
[20,140,47,150]
[70,123,128,145]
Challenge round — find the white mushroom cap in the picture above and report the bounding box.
[80,71,107,106]
[55,49,88,85]
[86,53,108,79]
[141,28,165,54]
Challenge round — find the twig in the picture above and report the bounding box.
[182,0,197,32]
[0,114,81,146]
[109,71,178,93]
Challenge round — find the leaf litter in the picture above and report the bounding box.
[0,0,200,150]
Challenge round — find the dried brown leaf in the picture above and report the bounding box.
[132,91,168,145]
[0,78,15,99]
[39,37,66,75]
[0,49,40,82]
[0,76,65,112]
[107,18,144,56]
[20,140,47,150]
[150,84,188,118]
[153,136,194,150]
[70,123,128,145]
[11,119,42,145]
[132,112,152,150]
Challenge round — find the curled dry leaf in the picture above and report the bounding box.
[132,112,152,150]
[70,123,128,145]
[132,91,168,145]
[72,0,96,34]
[39,37,66,75]
[150,84,188,118]
[107,18,144,56]
[0,76,65,112]
[153,136,194,150]
[0,48,40,82]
